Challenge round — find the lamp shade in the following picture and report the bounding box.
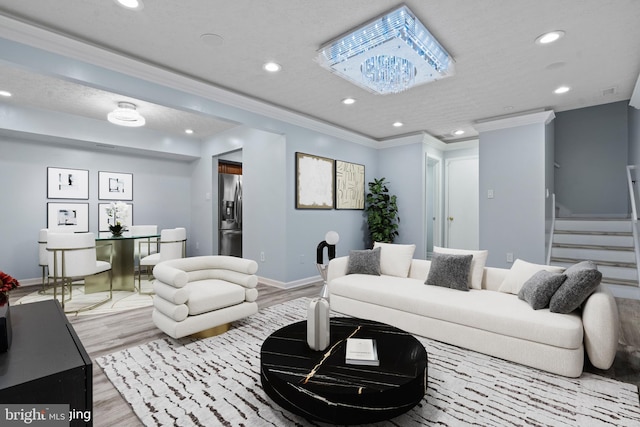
[325,231,340,245]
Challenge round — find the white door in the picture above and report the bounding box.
[446,157,479,249]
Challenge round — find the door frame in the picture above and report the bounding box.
[425,154,442,257]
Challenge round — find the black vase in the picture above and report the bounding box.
[0,302,12,353]
[109,224,124,237]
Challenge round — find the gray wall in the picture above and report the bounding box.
[555,101,629,216]
[479,123,548,268]
[377,139,425,257]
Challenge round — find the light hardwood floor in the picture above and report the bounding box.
[8,284,640,426]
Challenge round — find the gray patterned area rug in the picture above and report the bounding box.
[97,298,640,426]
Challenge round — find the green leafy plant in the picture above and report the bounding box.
[365,177,400,244]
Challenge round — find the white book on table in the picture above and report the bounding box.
[345,338,379,366]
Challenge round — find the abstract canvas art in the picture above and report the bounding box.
[335,160,365,209]
[295,152,334,209]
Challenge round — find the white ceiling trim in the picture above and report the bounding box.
[473,110,556,133]
[0,14,379,148]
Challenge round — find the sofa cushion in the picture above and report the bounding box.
[425,252,473,291]
[346,247,381,275]
[373,242,415,277]
[329,275,583,349]
[434,247,488,290]
[550,261,602,314]
[186,279,245,316]
[518,270,567,310]
[499,259,564,295]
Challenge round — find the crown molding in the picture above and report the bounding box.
[473,110,555,133]
[0,14,378,148]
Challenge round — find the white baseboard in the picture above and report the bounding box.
[259,275,322,290]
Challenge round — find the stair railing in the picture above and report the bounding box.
[626,165,640,286]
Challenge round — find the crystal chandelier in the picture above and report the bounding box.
[316,5,454,95]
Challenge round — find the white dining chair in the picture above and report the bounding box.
[38,228,74,294]
[47,232,113,313]
[129,224,159,262]
[137,227,186,293]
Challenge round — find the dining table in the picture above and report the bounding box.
[85,232,160,293]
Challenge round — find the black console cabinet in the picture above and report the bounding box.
[0,300,92,426]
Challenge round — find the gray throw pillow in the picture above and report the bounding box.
[425,252,473,291]
[346,247,381,275]
[549,261,602,314]
[518,270,567,310]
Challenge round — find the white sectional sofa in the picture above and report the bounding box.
[327,244,620,378]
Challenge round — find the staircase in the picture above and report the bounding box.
[549,218,639,287]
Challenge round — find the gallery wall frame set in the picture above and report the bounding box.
[295,152,365,210]
[46,167,134,232]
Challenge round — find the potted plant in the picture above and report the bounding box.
[365,177,400,244]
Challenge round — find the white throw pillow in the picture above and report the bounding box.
[434,246,488,290]
[499,259,564,294]
[373,242,416,278]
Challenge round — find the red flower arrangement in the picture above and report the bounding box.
[0,271,20,306]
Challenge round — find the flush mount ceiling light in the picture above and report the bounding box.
[0,90,11,97]
[393,121,404,127]
[107,102,146,127]
[316,5,454,95]
[554,85,571,94]
[342,97,356,105]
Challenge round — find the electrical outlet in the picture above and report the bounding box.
[195,242,199,250]
[487,189,494,199]
[506,252,514,263]
[300,254,305,264]
[260,252,265,262]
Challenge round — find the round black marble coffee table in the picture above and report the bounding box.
[260,317,427,424]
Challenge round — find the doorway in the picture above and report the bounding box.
[217,158,243,257]
[426,155,441,258]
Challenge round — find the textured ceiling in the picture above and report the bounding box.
[0,0,639,142]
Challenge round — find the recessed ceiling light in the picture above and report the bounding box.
[452,129,465,136]
[0,90,11,97]
[554,85,571,94]
[263,62,281,72]
[200,33,224,47]
[342,98,356,105]
[393,121,404,127]
[114,0,143,10]
[185,129,194,135]
[535,30,565,45]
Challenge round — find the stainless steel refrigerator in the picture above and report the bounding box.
[219,173,242,257]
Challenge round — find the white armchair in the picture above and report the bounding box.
[47,232,113,312]
[151,255,258,339]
